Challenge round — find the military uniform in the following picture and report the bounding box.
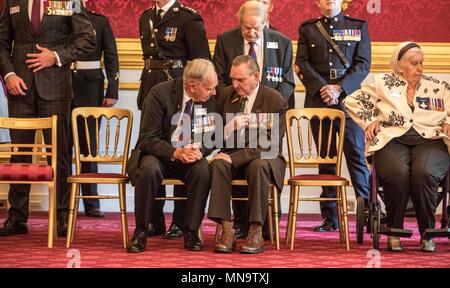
[137,1,210,110]
[295,12,371,228]
[137,1,210,236]
[70,9,119,213]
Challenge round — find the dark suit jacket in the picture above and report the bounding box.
[131,77,216,171]
[72,10,119,106]
[213,27,295,101]
[217,84,287,191]
[137,1,210,109]
[0,0,96,101]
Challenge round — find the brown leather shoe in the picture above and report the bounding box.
[214,220,235,253]
[240,224,265,254]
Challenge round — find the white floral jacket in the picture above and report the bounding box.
[344,73,450,154]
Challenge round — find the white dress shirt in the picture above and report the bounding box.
[156,0,176,18]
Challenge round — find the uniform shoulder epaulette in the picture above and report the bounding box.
[179,4,197,14]
[301,17,320,26]
[141,6,155,15]
[344,15,366,22]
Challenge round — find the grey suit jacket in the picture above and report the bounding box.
[217,84,288,191]
[213,27,295,101]
[0,0,96,101]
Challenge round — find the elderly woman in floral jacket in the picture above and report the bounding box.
[344,42,450,253]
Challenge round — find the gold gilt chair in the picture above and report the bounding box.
[213,180,281,250]
[0,116,57,248]
[285,108,350,250]
[66,107,133,248]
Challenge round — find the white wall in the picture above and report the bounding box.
[1,71,449,215]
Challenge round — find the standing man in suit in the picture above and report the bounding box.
[0,0,96,237]
[296,0,371,231]
[208,55,287,254]
[138,0,211,238]
[69,0,120,218]
[126,59,217,253]
[213,0,294,239]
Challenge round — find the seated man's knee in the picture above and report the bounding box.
[138,155,163,180]
[210,158,231,171]
[247,159,270,174]
[191,158,210,177]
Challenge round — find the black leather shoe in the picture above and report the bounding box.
[163,223,183,239]
[85,208,105,218]
[313,218,337,232]
[57,214,68,237]
[183,230,203,251]
[234,227,248,240]
[147,222,165,237]
[0,218,28,236]
[127,231,147,253]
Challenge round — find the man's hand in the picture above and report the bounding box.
[213,152,232,164]
[26,44,57,72]
[5,74,27,96]
[442,123,450,137]
[320,85,342,106]
[102,98,117,107]
[172,146,202,164]
[365,121,381,142]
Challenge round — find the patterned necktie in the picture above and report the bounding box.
[31,0,41,34]
[239,97,248,113]
[178,99,194,143]
[248,42,257,62]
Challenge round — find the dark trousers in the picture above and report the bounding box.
[374,135,450,236]
[208,158,273,225]
[134,154,210,233]
[68,113,100,211]
[151,185,187,231]
[311,115,370,227]
[7,84,71,222]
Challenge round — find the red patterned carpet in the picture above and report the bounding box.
[0,211,449,268]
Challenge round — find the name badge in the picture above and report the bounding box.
[9,6,20,14]
[389,91,402,98]
[195,107,207,116]
[266,42,278,49]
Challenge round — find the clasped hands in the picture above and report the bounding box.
[172,143,202,164]
[320,84,342,106]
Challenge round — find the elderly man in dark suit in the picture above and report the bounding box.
[138,0,211,239]
[69,0,120,219]
[208,55,287,254]
[213,0,294,239]
[296,0,371,232]
[126,59,217,253]
[0,0,96,237]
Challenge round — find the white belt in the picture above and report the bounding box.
[71,61,101,70]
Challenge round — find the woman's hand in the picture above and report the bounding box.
[365,121,380,142]
[442,123,450,137]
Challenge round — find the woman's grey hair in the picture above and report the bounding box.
[236,1,267,25]
[232,55,260,74]
[183,59,217,83]
[390,41,424,74]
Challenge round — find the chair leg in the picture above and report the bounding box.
[285,185,295,245]
[47,183,56,248]
[336,186,344,244]
[341,186,350,250]
[197,224,203,242]
[272,186,280,250]
[214,223,222,244]
[66,183,77,248]
[119,183,129,249]
[290,185,300,250]
[268,195,274,245]
[71,183,81,245]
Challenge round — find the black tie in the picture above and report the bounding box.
[156,9,164,24]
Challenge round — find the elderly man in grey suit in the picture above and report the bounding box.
[0,0,96,237]
[213,0,294,239]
